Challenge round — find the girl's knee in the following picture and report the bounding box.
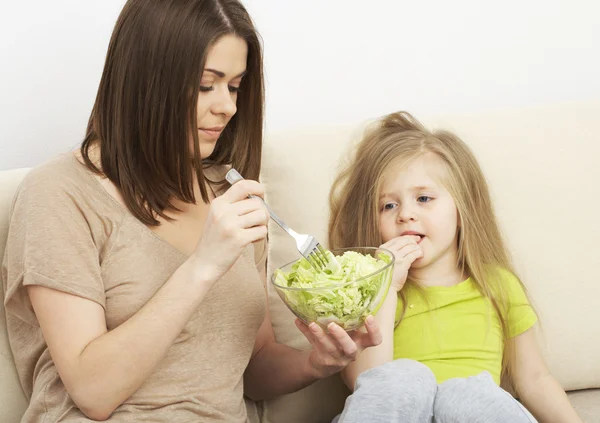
[388,359,437,384]
[356,359,437,395]
[434,372,535,422]
[344,360,436,422]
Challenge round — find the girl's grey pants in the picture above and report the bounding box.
[333,359,538,423]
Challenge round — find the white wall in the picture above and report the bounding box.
[1,0,599,170]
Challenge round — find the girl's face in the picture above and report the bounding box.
[195,34,248,158]
[378,153,460,275]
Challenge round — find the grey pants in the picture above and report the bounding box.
[334,359,538,423]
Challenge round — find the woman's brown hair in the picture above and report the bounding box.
[81,0,264,225]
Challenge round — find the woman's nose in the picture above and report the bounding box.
[212,88,237,117]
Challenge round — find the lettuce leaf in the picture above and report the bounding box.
[274,250,392,329]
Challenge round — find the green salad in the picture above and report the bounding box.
[274,250,392,329]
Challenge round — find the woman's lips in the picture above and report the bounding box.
[199,127,224,140]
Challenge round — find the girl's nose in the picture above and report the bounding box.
[396,206,417,223]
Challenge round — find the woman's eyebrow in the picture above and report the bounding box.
[204,68,247,79]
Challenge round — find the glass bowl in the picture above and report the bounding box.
[271,247,394,331]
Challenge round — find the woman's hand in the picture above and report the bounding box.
[191,179,268,286]
[380,235,423,292]
[295,317,382,378]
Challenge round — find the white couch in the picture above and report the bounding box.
[2,102,600,422]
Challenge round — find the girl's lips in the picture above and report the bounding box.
[401,230,424,236]
[411,234,424,244]
[401,231,425,244]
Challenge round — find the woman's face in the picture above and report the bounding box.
[195,34,248,158]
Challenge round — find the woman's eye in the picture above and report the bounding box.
[417,196,432,203]
[199,86,213,92]
[228,85,240,93]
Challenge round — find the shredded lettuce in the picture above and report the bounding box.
[274,250,392,329]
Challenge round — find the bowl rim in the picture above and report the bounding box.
[270,246,395,292]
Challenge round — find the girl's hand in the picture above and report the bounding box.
[295,317,382,378]
[380,236,423,292]
[191,179,268,286]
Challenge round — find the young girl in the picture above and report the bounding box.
[328,112,582,422]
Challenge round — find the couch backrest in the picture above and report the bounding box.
[1,168,31,422]
[2,102,599,423]
[259,101,600,422]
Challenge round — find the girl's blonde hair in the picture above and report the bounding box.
[328,111,532,381]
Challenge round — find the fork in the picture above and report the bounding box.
[225,168,338,272]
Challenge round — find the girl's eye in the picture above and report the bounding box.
[228,85,240,93]
[417,196,432,203]
[382,203,397,211]
[199,86,213,92]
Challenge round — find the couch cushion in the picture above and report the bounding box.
[260,126,359,422]
[1,168,31,422]
[429,102,600,391]
[568,389,600,423]
[259,102,600,422]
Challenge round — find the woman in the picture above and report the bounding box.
[2,1,381,421]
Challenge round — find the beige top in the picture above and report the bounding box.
[2,154,266,422]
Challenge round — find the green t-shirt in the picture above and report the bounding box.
[393,269,537,384]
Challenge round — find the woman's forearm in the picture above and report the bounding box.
[244,343,320,400]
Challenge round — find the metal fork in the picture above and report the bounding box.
[225,168,338,272]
